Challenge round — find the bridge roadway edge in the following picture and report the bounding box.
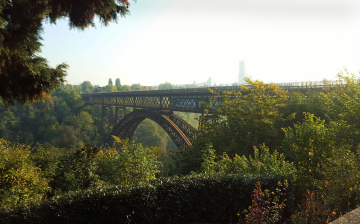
[82,82,345,149]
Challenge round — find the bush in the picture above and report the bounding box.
[240,181,288,223]
[0,173,294,224]
[0,139,50,209]
[201,143,296,176]
[94,139,162,186]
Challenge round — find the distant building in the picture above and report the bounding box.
[207,77,212,86]
[191,77,212,87]
[239,60,245,84]
[238,60,252,85]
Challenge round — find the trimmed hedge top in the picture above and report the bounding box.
[0,173,293,224]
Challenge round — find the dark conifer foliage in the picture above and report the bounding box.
[0,0,131,106]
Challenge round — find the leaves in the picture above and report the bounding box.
[95,138,162,185]
[241,181,288,224]
[0,139,50,208]
[194,79,289,157]
[0,0,132,105]
[200,143,296,177]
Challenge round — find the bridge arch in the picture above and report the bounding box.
[110,109,196,150]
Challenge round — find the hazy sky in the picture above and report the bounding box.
[40,0,360,86]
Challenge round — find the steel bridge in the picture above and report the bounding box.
[82,81,343,150]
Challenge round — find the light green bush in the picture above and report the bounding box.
[201,143,296,176]
[0,139,50,208]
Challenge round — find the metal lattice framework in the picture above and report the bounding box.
[82,90,213,113]
[83,81,347,149]
[110,109,196,150]
[82,81,342,113]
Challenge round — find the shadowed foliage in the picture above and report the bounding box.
[0,0,132,106]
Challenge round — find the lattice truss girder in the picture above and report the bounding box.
[110,109,196,150]
[83,83,331,112]
[86,95,213,113]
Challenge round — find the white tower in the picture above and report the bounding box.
[238,60,245,84]
[207,77,212,86]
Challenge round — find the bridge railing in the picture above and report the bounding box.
[82,80,347,96]
[81,80,350,112]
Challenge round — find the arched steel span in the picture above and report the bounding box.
[110,109,196,150]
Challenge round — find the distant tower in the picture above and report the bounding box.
[207,77,212,86]
[238,60,245,84]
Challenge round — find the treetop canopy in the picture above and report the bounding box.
[0,0,132,106]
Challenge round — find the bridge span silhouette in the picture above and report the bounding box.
[82,81,341,150]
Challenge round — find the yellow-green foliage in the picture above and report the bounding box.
[201,143,296,176]
[195,78,289,157]
[0,139,50,208]
[94,137,162,185]
[282,112,360,220]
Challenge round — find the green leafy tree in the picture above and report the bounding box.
[37,114,60,144]
[52,96,72,124]
[174,111,200,129]
[131,83,142,91]
[282,112,360,220]
[108,78,113,85]
[0,139,50,208]
[53,84,85,114]
[0,110,20,142]
[133,119,166,148]
[0,0,132,106]
[55,125,83,148]
[29,144,64,196]
[194,79,289,157]
[42,145,102,193]
[200,143,295,176]
[282,113,339,179]
[63,111,95,144]
[120,85,131,92]
[158,82,174,90]
[321,71,360,151]
[72,145,100,189]
[81,81,93,93]
[103,84,117,92]
[200,143,216,174]
[95,137,162,185]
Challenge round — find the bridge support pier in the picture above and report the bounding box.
[114,106,126,124]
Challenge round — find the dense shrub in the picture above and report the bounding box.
[241,181,288,223]
[0,140,50,209]
[94,140,162,186]
[0,173,294,224]
[201,143,296,176]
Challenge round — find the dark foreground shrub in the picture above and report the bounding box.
[0,173,294,224]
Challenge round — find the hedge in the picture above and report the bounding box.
[0,173,294,224]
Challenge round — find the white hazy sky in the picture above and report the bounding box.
[40,0,360,86]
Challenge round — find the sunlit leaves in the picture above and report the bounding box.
[0,139,50,208]
[201,143,296,176]
[95,138,162,185]
[282,113,334,178]
[195,79,289,156]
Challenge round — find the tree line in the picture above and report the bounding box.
[2,70,360,223]
[0,79,199,150]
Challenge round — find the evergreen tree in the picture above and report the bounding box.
[0,0,131,106]
[115,78,121,87]
[108,78,113,85]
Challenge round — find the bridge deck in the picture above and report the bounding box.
[81,81,343,113]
